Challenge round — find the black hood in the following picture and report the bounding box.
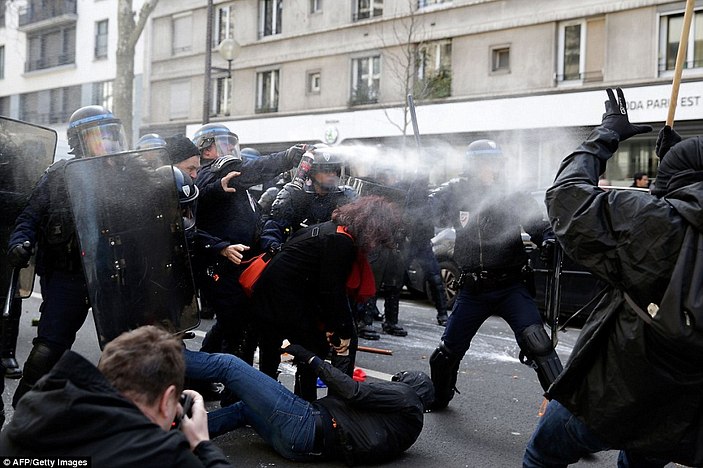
[653,136,703,198]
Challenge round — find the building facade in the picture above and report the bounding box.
[142,0,703,188]
[0,0,147,156]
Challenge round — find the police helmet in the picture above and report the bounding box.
[464,139,505,179]
[192,123,240,159]
[308,147,345,192]
[156,166,199,231]
[240,147,261,163]
[136,133,166,150]
[67,105,127,158]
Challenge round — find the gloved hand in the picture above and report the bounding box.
[600,88,652,142]
[7,242,32,268]
[539,238,556,265]
[284,144,308,168]
[281,344,316,365]
[655,125,682,160]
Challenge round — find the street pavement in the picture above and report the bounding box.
[3,290,667,467]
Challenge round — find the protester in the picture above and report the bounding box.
[427,139,562,410]
[184,343,431,465]
[166,134,201,180]
[630,171,650,188]
[254,195,401,401]
[1,326,232,467]
[524,88,703,467]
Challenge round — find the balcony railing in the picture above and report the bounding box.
[19,0,77,28]
[25,53,75,72]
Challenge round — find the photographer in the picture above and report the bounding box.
[0,326,231,467]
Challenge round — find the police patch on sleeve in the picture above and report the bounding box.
[459,211,470,228]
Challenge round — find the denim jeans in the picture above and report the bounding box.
[183,349,321,461]
[523,400,668,468]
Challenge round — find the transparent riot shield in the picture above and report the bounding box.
[0,117,56,305]
[64,150,199,348]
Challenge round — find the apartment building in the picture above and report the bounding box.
[142,0,703,187]
[0,0,146,156]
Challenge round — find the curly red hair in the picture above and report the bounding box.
[332,195,402,250]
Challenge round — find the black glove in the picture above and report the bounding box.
[655,125,682,160]
[284,144,308,168]
[600,88,653,142]
[281,344,316,365]
[7,242,32,268]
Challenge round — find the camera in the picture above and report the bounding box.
[172,392,194,430]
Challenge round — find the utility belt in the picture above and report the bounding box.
[454,266,526,294]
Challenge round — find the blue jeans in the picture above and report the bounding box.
[523,400,668,468]
[183,349,321,461]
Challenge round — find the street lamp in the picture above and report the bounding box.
[217,38,241,79]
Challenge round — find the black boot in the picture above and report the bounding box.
[13,342,64,408]
[428,274,449,326]
[1,298,23,378]
[382,290,407,337]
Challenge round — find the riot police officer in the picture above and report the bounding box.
[427,139,563,410]
[191,123,306,364]
[7,105,128,407]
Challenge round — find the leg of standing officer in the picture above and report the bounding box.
[13,271,90,407]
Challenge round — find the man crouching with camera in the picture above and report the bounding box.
[0,326,232,467]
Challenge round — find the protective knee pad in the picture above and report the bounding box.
[429,341,461,410]
[13,342,65,408]
[519,324,564,392]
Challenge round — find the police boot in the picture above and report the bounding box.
[518,324,564,392]
[1,299,23,378]
[357,300,380,340]
[357,322,380,340]
[429,341,461,410]
[382,290,407,337]
[428,273,449,326]
[12,342,64,408]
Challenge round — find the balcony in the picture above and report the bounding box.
[18,0,77,32]
[25,53,75,73]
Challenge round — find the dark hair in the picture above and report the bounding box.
[632,171,647,181]
[98,326,184,406]
[332,195,401,250]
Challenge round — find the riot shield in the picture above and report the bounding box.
[0,117,56,305]
[64,150,199,348]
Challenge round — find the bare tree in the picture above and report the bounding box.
[115,0,159,146]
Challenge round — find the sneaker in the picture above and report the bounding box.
[358,324,380,341]
[436,311,449,327]
[382,322,408,337]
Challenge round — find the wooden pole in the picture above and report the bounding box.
[358,345,393,356]
[666,0,696,127]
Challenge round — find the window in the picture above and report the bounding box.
[0,2,6,28]
[491,45,510,73]
[95,20,108,59]
[351,55,380,105]
[416,40,451,98]
[170,81,191,120]
[211,76,232,117]
[310,0,322,14]
[0,46,4,80]
[256,69,279,113]
[557,21,585,81]
[0,96,9,117]
[172,14,192,55]
[659,9,703,72]
[49,86,80,124]
[215,4,235,47]
[259,0,282,38]
[92,80,113,110]
[354,0,382,21]
[26,26,76,72]
[307,71,321,94]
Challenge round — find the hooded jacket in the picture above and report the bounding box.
[0,351,232,468]
[545,127,703,465]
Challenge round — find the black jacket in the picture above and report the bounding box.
[0,351,232,468]
[545,127,703,465]
[429,176,548,272]
[311,358,424,465]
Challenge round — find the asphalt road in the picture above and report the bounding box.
[3,290,661,467]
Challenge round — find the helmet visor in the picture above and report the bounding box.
[214,134,241,159]
[78,123,128,157]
